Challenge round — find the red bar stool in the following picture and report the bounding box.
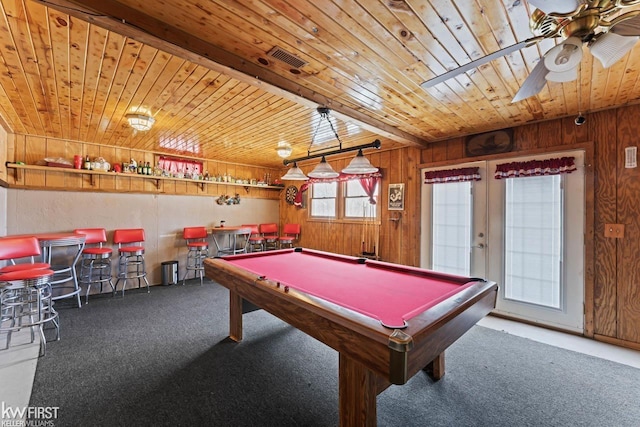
[279,223,301,249]
[74,228,115,303]
[0,236,50,274]
[182,227,209,286]
[0,268,58,357]
[113,229,150,297]
[242,224,264,252]
[259,223,279,251]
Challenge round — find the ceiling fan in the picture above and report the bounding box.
[421,0,640,103]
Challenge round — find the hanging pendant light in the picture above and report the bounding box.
[341,149,378,174]
[281,162,308,180]
[307,156,339,178]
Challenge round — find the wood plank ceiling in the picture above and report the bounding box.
[1,0,640,168]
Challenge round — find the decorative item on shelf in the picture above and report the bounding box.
[91,157,111,171]
[281,107,381,179]
[73,155,82,170]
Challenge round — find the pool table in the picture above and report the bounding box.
[204,248,497,426]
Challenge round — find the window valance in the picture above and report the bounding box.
[424,167,481,184]
[494,157,576,179]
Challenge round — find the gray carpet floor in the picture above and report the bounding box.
[29,279,640,426]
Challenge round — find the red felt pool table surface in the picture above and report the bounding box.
[226,248,476,329]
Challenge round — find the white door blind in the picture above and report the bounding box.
[504,175,562,309]
[432,182,472,276]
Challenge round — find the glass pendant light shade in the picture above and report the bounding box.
[308,156,339,178]
[341,149,379,174]
[281,162,308,180]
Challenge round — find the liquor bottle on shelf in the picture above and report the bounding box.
[137,162,143,174]
[84,155,91,170]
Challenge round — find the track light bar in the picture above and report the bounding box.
[283,139,381,166]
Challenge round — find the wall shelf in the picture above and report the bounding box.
[4,163,284,192]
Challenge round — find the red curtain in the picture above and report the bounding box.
[494,157,575,179]
[424,167,481,184]
[293,171,382,207]
[359,176,378,204]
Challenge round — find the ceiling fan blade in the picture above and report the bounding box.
[511,59,549,103]
[528,0,581,14]
[421,40,533,89]
[611,15,640,37]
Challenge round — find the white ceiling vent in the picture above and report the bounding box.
[267,46,308,69]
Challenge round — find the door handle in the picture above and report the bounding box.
[473,243,485,249]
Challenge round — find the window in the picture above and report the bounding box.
[431,181,472,276]
[309,178,379,220]
[504,175,563,309]
[310,182,337,218]
[344,180,378,218]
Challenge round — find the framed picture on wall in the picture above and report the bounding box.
[388,183,404,211]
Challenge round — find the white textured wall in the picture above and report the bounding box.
[5,189,279,285]
[0,186,6,236]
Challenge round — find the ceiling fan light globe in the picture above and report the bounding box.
[591,32,639,68]
[544,38,583,72]
[546,68,578,82]
[528,0,580,14]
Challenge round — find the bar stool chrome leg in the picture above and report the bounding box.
[0,269,59,357]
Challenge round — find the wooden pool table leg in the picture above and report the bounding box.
[339,353,378,427]
[423,351,445,380]
[229,291,243,341]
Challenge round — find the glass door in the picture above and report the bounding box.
[487,152,585,332]
[420,162,487,278]
[421,152,585,333]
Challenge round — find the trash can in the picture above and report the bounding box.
[161,260,178,286]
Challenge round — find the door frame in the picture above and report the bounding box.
[417,143,595,336]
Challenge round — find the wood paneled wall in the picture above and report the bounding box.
[421,106,640,349]
[279,146,422,267]
[5,134,281,199]
[280,105,640,348]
